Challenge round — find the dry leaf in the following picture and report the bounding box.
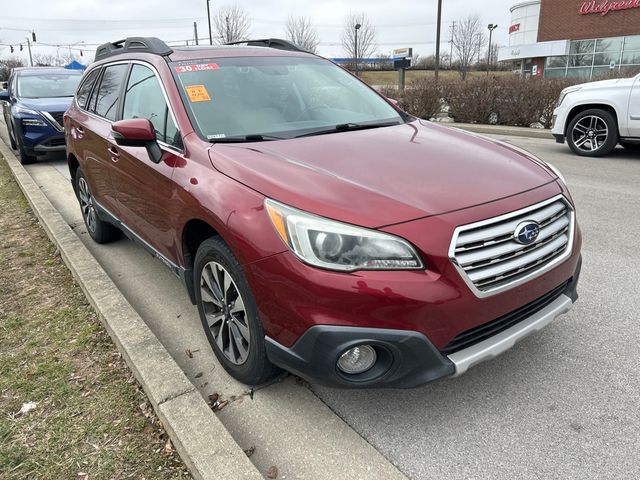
[244,446,255,458]
[194,372,203,379]
[164,439,175,455]
[208,393,219,405]
[185,349,193,359]
[266,466,278,479]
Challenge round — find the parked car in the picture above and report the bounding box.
[552,73,640,157]
[0,67,82,164]
[65,37,582,388]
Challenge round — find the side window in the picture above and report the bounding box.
[75,68,101,110]
[122,64,180,147]
[93,64,128,121]
[9,74,16,96]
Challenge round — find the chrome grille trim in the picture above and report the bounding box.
[449,195,575,298]
[41,111,64,132]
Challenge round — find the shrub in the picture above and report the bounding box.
[441,77,500,124]
[392,75,582,128]
[380,77,444,120]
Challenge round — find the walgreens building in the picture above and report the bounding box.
[499,0,640,78]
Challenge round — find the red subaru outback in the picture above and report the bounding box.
[65,37,582,388]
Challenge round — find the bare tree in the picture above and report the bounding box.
[451,15,486,79]
[213,4,251,44]
[285,16,319,53]
[30,53,75,67]
[0,57,25,82]
[341,13,377,65]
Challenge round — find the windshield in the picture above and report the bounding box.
[170,56,404,140]
[17,73,82,98]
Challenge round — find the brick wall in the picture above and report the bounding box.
[538,0,640,42]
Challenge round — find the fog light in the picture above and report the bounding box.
[337,345,377,375]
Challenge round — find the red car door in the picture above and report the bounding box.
[72,63,129,215]
[108,62,185,264]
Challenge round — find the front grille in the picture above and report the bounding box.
[50,111,65,126]
[46,138,66,147]
[441,280,569,355]
[450,195,574,295]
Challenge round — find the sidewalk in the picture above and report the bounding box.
[445,122,554,139]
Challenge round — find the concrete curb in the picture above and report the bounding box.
[0,141,263,480]
[446,122,554,139]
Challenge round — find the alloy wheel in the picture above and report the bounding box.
[77,177,97,233]
[571,115,608,153]
[200,261,251,365]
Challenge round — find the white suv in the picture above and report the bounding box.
[552,74,640,157]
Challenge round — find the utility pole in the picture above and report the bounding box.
[449,21,456,69]
[26,37,33,67]
[487,24,498,75]
[193,22,199,45]
[354,23,361,76]
[434,0,443,81]
[206,0,213,45]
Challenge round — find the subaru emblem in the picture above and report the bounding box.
[514,221,540,245]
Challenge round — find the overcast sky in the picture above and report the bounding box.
[0,0,513,63]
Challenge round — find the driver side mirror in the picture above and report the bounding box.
[112,118,162,164]
[0,89,9,102]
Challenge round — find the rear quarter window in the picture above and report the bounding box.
[75,68,101,110]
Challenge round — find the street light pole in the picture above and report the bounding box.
[434,0,443,81]
[354,23,361,76]
[207,0,213,45]
[487,24,497,75]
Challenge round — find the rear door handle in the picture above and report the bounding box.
[108,146,120,161]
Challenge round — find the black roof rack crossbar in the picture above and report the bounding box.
[225,38,307,52]
[95,37,173,61]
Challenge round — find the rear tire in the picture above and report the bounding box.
[75,168,120,243]
[194,236,280,386]
[566,109,618,157]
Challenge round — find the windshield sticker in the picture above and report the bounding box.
[207,134,227,139]
[185,85,211,103]
[175,63,219,73]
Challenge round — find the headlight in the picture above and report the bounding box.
[545,162,567,187]
[265,199,424,271]
[22,118,47,127]
[557,87,581,107]
[14,105,41,116]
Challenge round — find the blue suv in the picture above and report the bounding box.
[1,67,82,164]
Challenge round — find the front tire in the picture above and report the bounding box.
[567,109,618,157]
[75,168,120,243]
[8,123,17,150]
[194,237,279,385]
[16,135,36,165]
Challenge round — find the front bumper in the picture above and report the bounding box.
[265,258,581,388]
[13,116,66,156]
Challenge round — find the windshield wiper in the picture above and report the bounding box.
[295,121,400,138]
[209,134,284,143]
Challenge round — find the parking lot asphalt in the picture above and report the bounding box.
[314,135,640,480]
[3,119,639,479]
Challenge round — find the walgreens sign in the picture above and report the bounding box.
[579,0,640,16]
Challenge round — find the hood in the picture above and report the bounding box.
[20,96,73,113]
[572,76,637,91]
[209,120,556,228]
